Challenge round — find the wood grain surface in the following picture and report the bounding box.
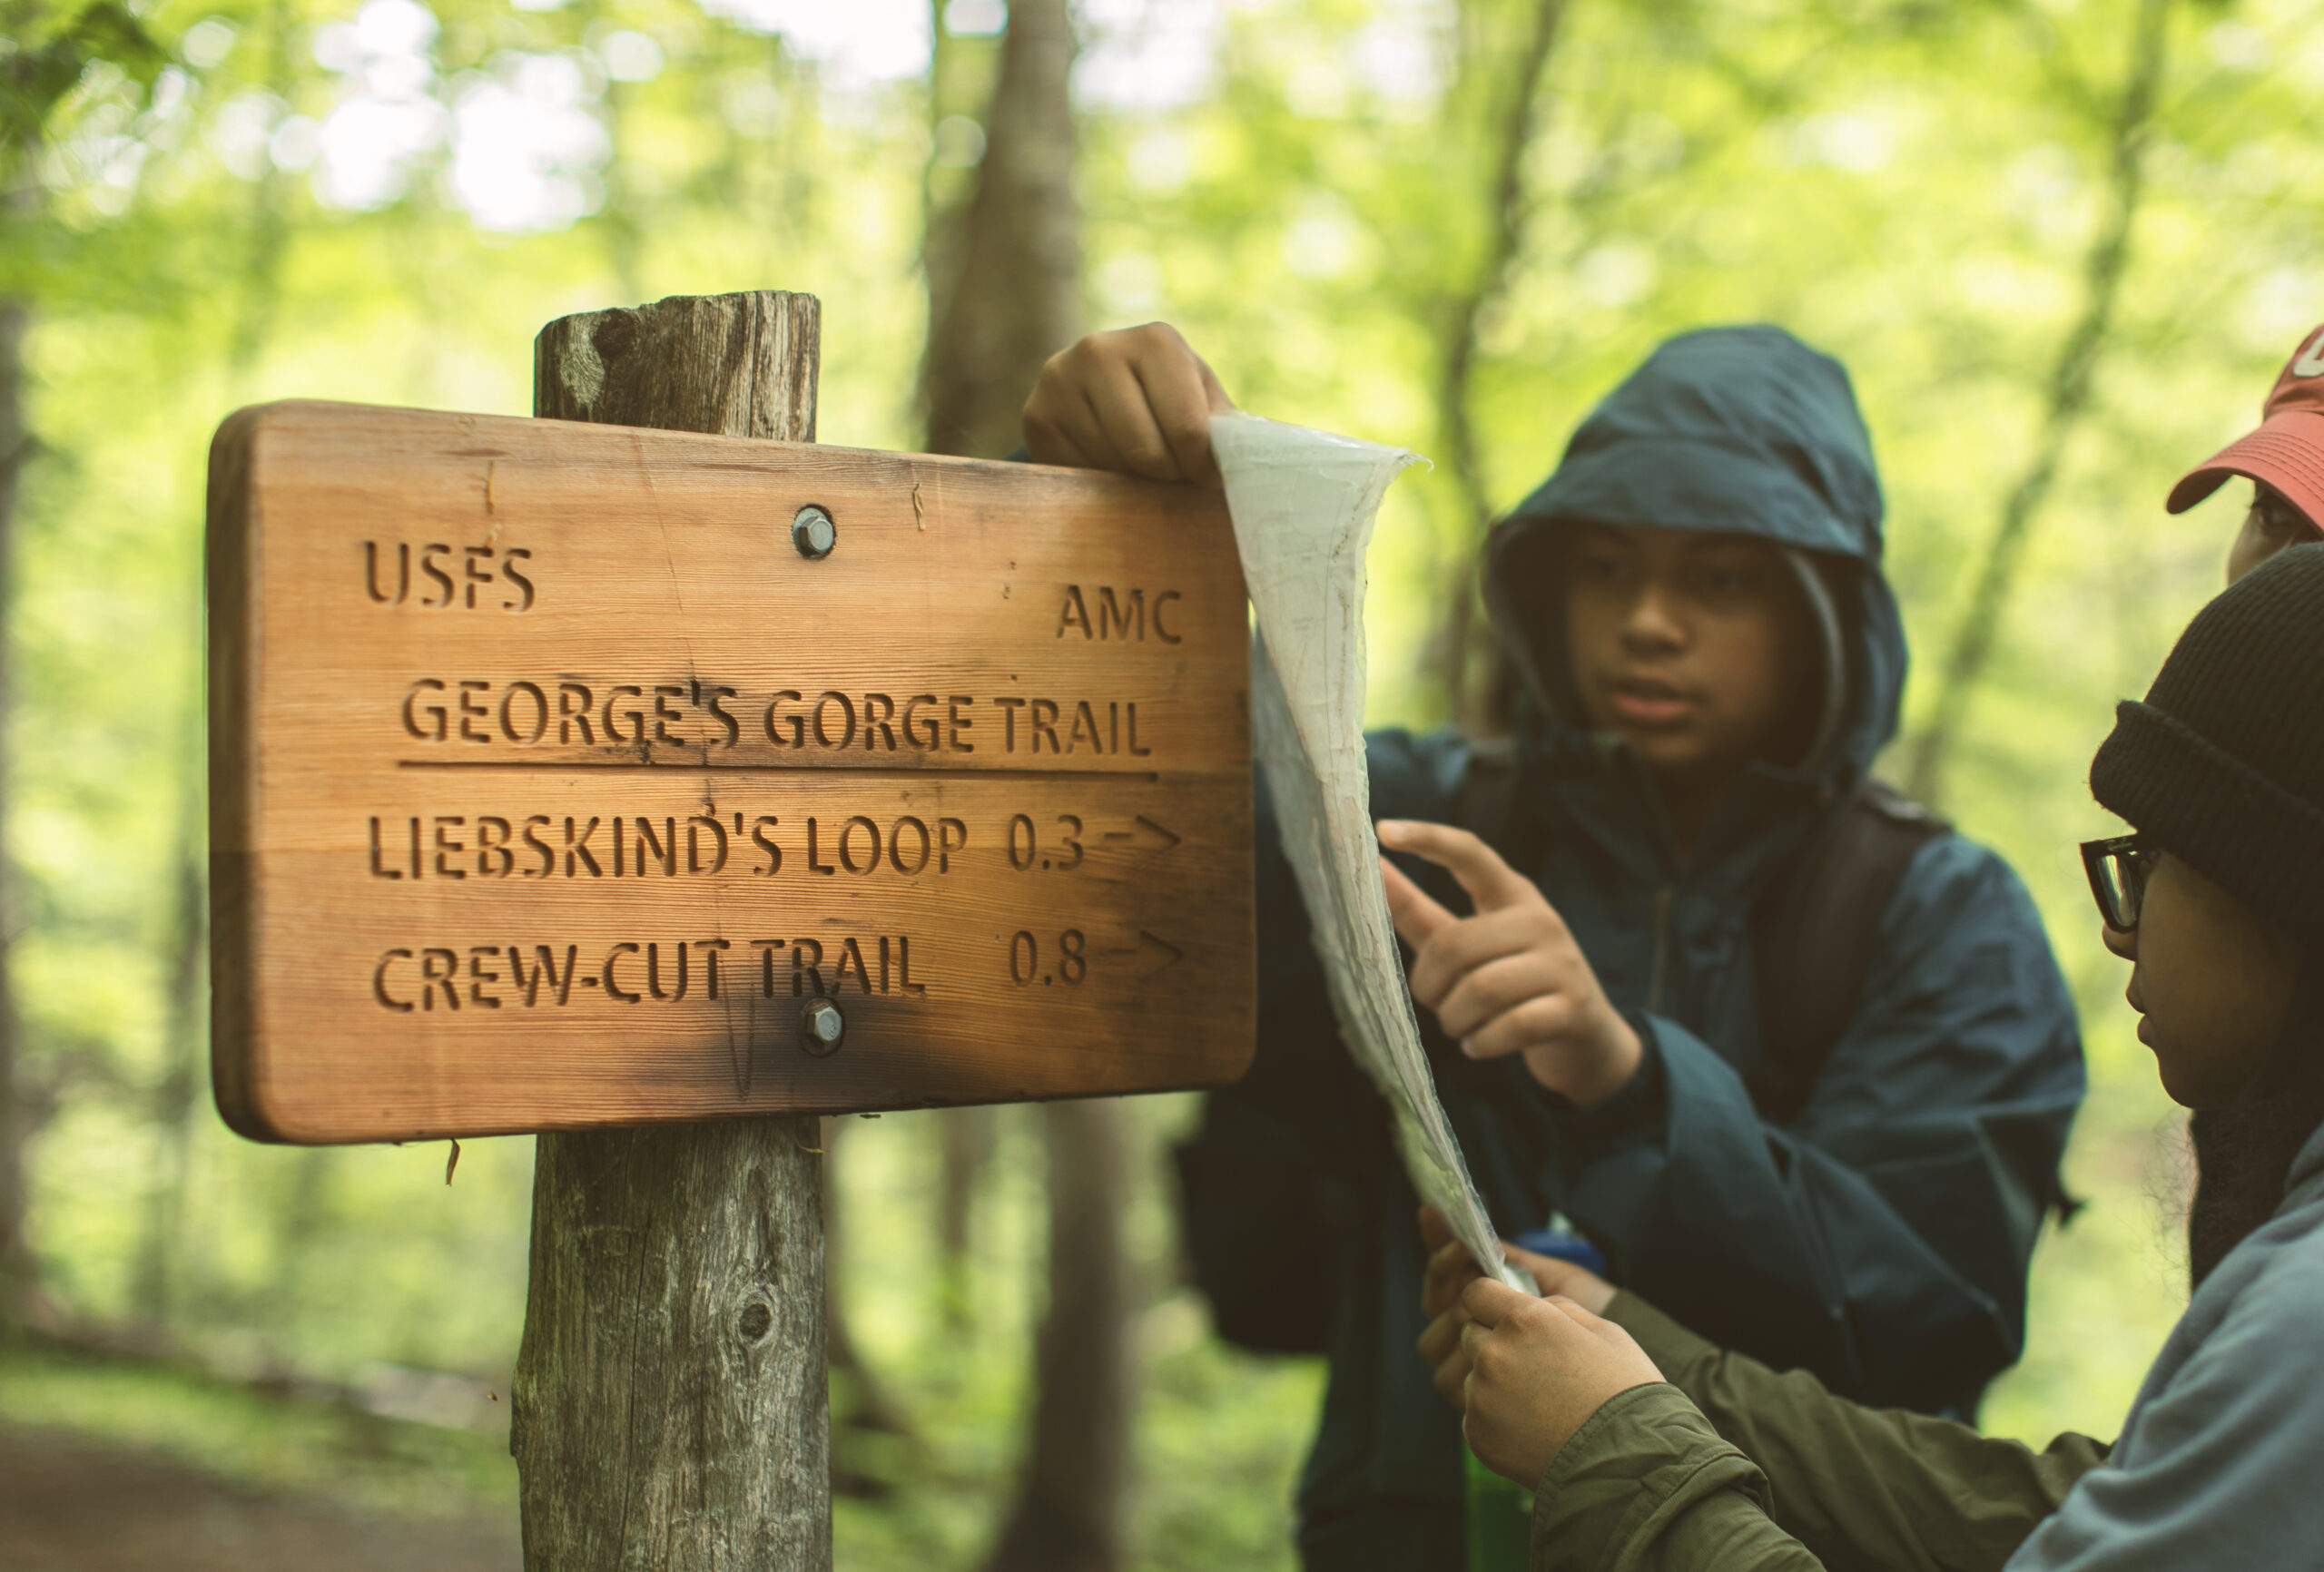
[207,398,1253,1143]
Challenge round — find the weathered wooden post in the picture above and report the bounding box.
[510,290,830,1570]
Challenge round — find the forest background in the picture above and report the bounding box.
[0,0,2311,1566]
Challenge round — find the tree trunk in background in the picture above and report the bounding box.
[513,291,829,1572]
[936,1102,994,1329]
[982,1101,1129,1572]
[228,0,293,369]
[1902,0,2170,806]
[0,2,135,1334]
[1431,0,1568,731]
[158,0,297,1343]
[140,93,274,1321]
[919,0,1005,1341]
[0,299,28,1331]
[130,772,204,1337]
[914,3,1131,1566]
[921,0,1081,461]
[582,0,646,301]
[819,1115,911,1500]
[272,1145,336,1342]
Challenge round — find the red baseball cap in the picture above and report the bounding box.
[2168,324,2324,522]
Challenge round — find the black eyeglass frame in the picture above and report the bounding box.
[2080,833,2152,933]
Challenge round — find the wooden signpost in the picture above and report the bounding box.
[205,337,1254,1146]
[205,290,1256,1568]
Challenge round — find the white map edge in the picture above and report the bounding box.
[1214,411,1534,1298]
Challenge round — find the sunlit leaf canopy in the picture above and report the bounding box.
[6,0,2319,1560]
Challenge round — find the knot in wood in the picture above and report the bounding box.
[737,1300,773,1342]
[590,309,640,366]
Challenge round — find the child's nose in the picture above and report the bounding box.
[1620,582,1687,646]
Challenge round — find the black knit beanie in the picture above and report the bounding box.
[2091,542,2324,946]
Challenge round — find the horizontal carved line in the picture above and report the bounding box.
[395,760,1169,782]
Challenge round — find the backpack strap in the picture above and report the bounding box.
[1457,736,1525,866]
[1748,779,1947,1125]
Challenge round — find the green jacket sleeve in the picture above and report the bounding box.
[1531,1382,1825,1572]
[1602,1292,2110,1572]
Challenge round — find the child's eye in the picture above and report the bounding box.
[2262,501,2315,542]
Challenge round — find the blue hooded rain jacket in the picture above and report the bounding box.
[1174,325,2087,1569]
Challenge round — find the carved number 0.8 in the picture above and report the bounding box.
[1009,929,1087,987]
[1006,814,1085,872]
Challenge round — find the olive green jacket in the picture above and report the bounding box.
[1527,1293,2109,1572]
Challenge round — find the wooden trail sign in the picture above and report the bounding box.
[207,398,1255,1144]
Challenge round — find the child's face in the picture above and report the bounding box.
[2226,481,2319,584]
[1561,523,1812,790]
[2103,852,2300,1107]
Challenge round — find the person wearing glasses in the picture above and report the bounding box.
[1414,540,2324,1567]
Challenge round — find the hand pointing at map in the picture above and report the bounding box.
[1377,820,1643,1109]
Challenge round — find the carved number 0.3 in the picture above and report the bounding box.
[1006,813,1085,872]
[1009,929,1087,987]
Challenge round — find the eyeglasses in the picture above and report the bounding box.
[2080,834,2153,932]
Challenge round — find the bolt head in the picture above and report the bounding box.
[800,997,845,1055]
[792,505,836,560]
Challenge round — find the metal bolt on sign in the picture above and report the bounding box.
[800,998,845,1056]
[792,504,836,559]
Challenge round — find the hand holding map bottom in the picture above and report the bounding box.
[1210,411,1531,1296]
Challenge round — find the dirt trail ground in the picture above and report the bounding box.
[0,1423,519,1572]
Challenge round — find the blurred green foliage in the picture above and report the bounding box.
[3,0,2319,1562]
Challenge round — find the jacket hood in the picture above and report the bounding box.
[1482,323,1905,787]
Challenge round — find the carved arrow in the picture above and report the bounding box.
[1134,929,1184,978]
[1099,929,1186,979]
[1098,814,1181,861]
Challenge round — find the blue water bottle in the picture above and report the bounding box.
[1465,1220,1607,1572]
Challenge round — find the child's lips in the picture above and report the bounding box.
[1606,677,1697,726]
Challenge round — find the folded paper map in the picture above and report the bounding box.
[1212,413,1530,1294]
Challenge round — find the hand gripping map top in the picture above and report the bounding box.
[1211,413,1531,1295]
